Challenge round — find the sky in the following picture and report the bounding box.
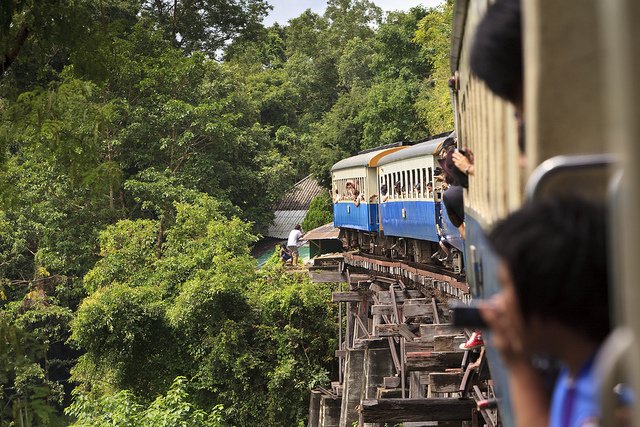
[263,0,445,26]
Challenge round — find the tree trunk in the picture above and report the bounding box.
[2,24,29,75]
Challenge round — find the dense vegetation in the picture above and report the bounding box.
[0,0,452,425]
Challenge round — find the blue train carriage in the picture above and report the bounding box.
[375,135,464,268]
[331,146,406,250]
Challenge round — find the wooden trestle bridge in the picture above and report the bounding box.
[307,252,499,427]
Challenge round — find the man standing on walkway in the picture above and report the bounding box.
[287,224,304,266]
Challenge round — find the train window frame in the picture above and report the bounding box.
[411,169,420,199]
[402,170,406,198]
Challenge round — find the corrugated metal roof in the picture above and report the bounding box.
[331,146,406,171]
[266,210,308,239]
[304,222,340,241]
[377,135,449,166]
[273,175,325,211]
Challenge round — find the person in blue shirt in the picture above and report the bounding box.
[480,197,610,427]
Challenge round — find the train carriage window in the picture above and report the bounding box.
[401,171,406,198]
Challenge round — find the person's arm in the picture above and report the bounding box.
[453,151,475,176]
[480,300,550,427]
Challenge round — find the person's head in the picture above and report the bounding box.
[280,243,287,249]
[294,224,301,231]
[489,196,610,346]
[427,182,433,190]
[439,147,468,188]
[470,0,523,111]
[381,184,388,194]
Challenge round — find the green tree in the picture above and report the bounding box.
[302,194,334,232]
[66,377,224,427]
[414,0,455,134]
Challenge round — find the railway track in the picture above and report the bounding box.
[340,251,470,303]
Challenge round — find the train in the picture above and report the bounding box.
[331,0,640,425]
[331,134,465,275]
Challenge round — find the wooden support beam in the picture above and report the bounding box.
[419,324,464,342]
[383,376,401,388]
[387,337,401,375]
[402,304,436,318]
[376,387,403,399]
[405,351,465,372]
[371,303,443,318]
[431,298,441,324]
[375,323,419,337]
[358,398,474,422]
[473,385,497,427]
[398,324,417,341]
[427,372,464,393]
[434,334,466,352]
[377,290,422,304]
[311,271,348,283]
[332,291,371,303]
[404,341,434,353]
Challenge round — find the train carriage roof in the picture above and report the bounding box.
[331,146,406,172]
[376,135,450,166]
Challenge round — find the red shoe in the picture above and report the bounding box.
[459,331,483,350]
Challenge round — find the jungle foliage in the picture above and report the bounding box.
[0,0,452,425]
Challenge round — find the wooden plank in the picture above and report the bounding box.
[375,324,419,337]
[376,387,403,399]
[405,351,465,372]
[434,335,466,352]
[419,324,464,342]
[370,304,445,319]
[311,271,347,283]
[335,350,347,358]
[377,290,423,304]
[332,291,370,303]
[371,304,394,316]
[431,298,441,324]
[383,376,401,388]
[428,372,464,393]
[387,337,401,375]
[398,324,417,341]
[404,341,434,353]
[358,398,474,422]
[402,304,435,318]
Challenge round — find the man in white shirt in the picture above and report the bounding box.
[287,224,304,266]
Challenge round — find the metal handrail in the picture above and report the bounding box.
[524,153,618,200]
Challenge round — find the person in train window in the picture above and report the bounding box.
[427,182,434,198]
[393,181,402,198]
[439,147,467,238]
[453,148,475,176]
[480,197,609,427]
[346,180,356,198]
[380,184,389,202]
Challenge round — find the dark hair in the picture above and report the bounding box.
[294,224,301,230]
[470,0,523,104]
[488,196,610,343]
